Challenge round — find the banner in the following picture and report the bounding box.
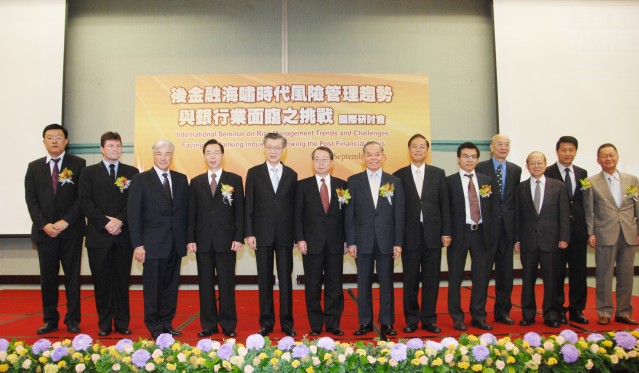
[135,74,430,180]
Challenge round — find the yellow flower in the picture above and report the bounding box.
[522,341,530,348]
[458,361,470,369]
[0,364,9,373]
[270,358,279,365]
[154,357,164,364]
[93,344,100,352]
[377,357,387,364]
[472,364,483,372]
[324,353,332,360]
[171,343,181,351]
[578,341,588,349]
[580,178,592,190]
[72,352,83,360]
[6,355,17,364]
[258,353,267,360]
[468,335,478,342]
[62,340,71,347]
[222,360,232,370]
[166,363,176,371]
[432,357,443,366]
[603,340,613,348]
[599,348,607,355]
[380,348,390,355]
[197,357,205,365]
[123,356,132,364]
[292,360,300,368]
[305,367,314,373]
[506,356,515,364]
[39,357,48,364]
[191,348,201,355]
[57,361,67,368]
[631,331,639,338]
[415,350,424,358]
[547,357,558,366]
[274,349,283,357]
[411,358,420,366]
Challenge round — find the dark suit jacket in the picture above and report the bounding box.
[476,159,521,243]
[25,154,86,243]
[294,175,347,255]
[515,178,570,252]
[79,161,139,249]
[244,162,297,247]
[544,163,588,239]
[127,168,189,259]
[345,170,405,254]
[446,172,494,250]
[393,164,451,250]
[187,170,244,253]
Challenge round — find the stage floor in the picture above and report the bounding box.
[0,284,636,345]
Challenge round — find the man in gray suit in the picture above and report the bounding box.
[584,143,639,326]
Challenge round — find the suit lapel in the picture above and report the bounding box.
[362,172,376,210]
[328,176,341,213]
[522,180,537,216]
[595,173,618,208]
[260,163,277,196]
[40,160,56,197]
[150,169,172,202]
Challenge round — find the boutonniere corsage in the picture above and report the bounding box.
[626,185,638,201]
[57,168,74,186]
[379,182,395,205]
[221,184,234,206]
[114,176,130,193]
[479,184,492,198]
[580,178,591,191]
[336,188,351,209]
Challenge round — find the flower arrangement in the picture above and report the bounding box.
[379,182,394,205]
[479,184,492,198]
[626,185,638,201]
[336,188,350,209]
[114,176,130,193]
[221,184,234,206]
[1,330,639,372]
[580,178,592,191]
[57,168,74,186]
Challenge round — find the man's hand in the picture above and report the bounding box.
[52,220,69,232]
[297,241,308,255]
[43,223,60,238]
[588,235,597,248]
[514,242,520,253]
[187,243,197,254]
[393,246,402,260]
[347,245,357,259]
[231,241,243,252]
[441,236,451,247]
[246,236,257,250]
[105,216,123,235]
[134,246,145,264]
[558,241,568,249]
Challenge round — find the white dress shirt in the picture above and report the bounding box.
[557,162,576,195]
[315,174,331,203]
[529,175,546,212]
[459,169,482,224]
[154,166,173,198]
[46,152,65,173]
[603,170,622,208]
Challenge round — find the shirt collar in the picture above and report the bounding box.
[459,169,476,178]
[557,162,573,173]
[208,168,223,181]
[46,151,65,164]
[367,168,382,178]
[103,159,119,169]
[153,166,170,178]
[603,170,619,180]
[410,163,425,174]
[531,175,546,184]
[315,174,330,183]
[491,157,506,170]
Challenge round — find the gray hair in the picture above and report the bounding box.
[262,132,287,147]
[362,141,384,154]
[152,139,174,152]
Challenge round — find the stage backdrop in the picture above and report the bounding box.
[135,74,430,180]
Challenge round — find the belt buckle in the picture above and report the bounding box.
[470,224,479,231]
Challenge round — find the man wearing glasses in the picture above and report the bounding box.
[245,132,298,337]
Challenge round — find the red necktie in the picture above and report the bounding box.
[466,174,481,223]
[320,178,329,213]
[210,173,217,197]
[51,158,60,194]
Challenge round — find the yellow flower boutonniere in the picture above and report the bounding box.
[57,168,74,186]
[379,182,395,205]
[114,176,130,193]
[580,178,592,191]
[220,184,234,206]
[626,185,638,201]
[479,184,492,198]
[336,188,351,210]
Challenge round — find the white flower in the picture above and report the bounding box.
[15,346,25,353]
[244,366,254,373]
[214,364,221,372]
[589,344,599,354]
[177,353,186,362]
[22,360,33,369]
[555,336,565,345]
[52,342,62,349]
[0,351,6,362]
[445,354,454,363]
[75,363,85,372]
[145,362,155,371]
[420,356,429,365]
[496,360,505,371]
[312,356,321,366]
[512,347,520,355]
[532,353,542,363]
[389,359,398,367]
[226,338,236,345]
[610,355,619,364]
[459,346,468,355]
[230,356,244,367]
[124,345,134,354]
[91,354,100,363]
[504,342,514,351]
[585,359,594,370]
[152,349,163,359]
[338,354,346,363]
[237,347,248,357]
[112,363,121,371]
[544,341,555,351]
[344,347,354,356]
[629,350,638,358]
[367,355,376,364]
[281,352,291,362]
[310,345,318,354]
[212,341,221,350]
[43,350,51,358]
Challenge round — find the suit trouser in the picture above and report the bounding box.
[87,243,133,331]
[447,226,491,322]
[356,240,394,326]
[255,242,294,329]
[402,225,441,326]
[196,250,237,332]
[302,243,344,332]
[491,219,514,319]
[595,232,636,318]
[142,245,182,335]
[36,236,82,326]
[520,248,560,321]
[555,230,588,312]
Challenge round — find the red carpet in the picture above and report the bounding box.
[0,285,636,345]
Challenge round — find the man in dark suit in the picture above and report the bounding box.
[346,141,405,337]
[294,146,347,337]
[476,134,521,325]
[245,132,298,337]
[187,139,243,338]
[393,134,450,334]
[544,136,589,325]
[446,142,494,331]
[79,131,138,336]
[515,151,570,328]
[25,123,86,335]
[127,139,189,339]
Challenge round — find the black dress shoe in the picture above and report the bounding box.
[559,311,568,325]
[327,328,344,337]
[471,319,493,330]
[223,330,236,338]
[198,328,218,337]
[422,323,441,333]
[258,327,273,336]
[519,319,535,326]
[403,324,418,333]
[569,311,589,325]
[67,323,81,334]
[615,315,639,325]
[495,316,515,325]
[544,320,560,328]
[115,328,132,335]
[167,328,182,336]
[98,330,111,337]
[380,325,397,336]
[36,323,58,335]
[353,324,373,336]
[309,330,321,336]
[282,328,296,337]
[453,320,467,331]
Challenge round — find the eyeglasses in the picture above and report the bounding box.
[313,158,330,163]
[265,146,283,151]
[528,161,545,167]
[45,135,64,141]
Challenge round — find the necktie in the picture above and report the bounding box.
[415,168,424,198]
[496,164,503,197]
[533,179,541,213]
[51,158,60,194]
[608,177,621,207]
[109,163,116,182]
[162,172,172,200]
[466,174,481,223]
[371,172,379,208]
[320,178,329,213]
[270,167,280,192]
[564,168,573,198]
[210,173,217,197]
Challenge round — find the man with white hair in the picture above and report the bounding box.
[128,139,189,339]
